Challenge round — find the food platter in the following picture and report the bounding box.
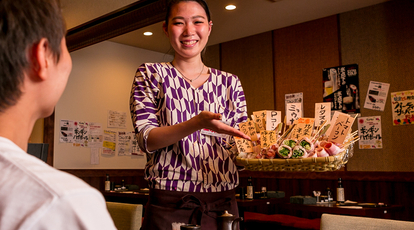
[236,142,354,172]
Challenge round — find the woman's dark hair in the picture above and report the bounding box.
[0,0,66,112]
[165,0,211,26]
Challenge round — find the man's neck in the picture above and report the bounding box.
[0,108,35,152]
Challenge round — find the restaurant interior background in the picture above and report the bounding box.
[29,0,414,221]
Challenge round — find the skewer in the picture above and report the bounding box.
[276,124,296,145]
[311,120,328,142]
[351,130,358,137]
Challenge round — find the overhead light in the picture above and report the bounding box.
[225,5,236,10]
[143,31,153,36]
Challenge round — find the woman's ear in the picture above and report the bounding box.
[208,21,213,34]
[162,22,169,36]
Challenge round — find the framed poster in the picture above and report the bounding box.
[323,64,360,114]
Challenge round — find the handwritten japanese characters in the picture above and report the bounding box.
[260,130,278,148]
[239,120,258,141]
[234,136,253,153]
[391,90,414,125]
[266,110,282,131]
[358,116,382,149]
[290,118,315,140]
[286,103,302,125]
[315,102,331,127]
[252,110,266,132]
[327,113,355,144]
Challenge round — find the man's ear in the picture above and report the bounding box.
[31,38,50,81]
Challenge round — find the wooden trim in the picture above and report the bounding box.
[239,171,414,182]
[62,169,414,183]
[63,169,144,177]
[43,112,54,166]
[66,0,168,52]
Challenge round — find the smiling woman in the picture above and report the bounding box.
[129,0,250,229]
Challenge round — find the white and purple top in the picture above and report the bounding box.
[130,62,248,192]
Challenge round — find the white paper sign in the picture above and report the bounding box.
[286,103,302,125]
[315,102,331,127]
[107,110,127,129]
[266,110,282,131]
[59,120,74,143]
[364,81,390,111]
[358,116,382,149]
[285,92,303,118]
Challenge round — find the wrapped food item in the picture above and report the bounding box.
[292,145,308,159]
[324,142,342,156]
[266,148,276,159]
[318,141,328,148]
[282,139,298,148]
[277,145,292,159]
[307,150,317,158]
[299,137,315,153]
[315,147,330,157]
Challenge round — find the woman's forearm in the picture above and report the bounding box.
[146,117,201,151]
[145,111,250,152]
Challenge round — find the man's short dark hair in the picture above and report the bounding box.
[0,0,66,112]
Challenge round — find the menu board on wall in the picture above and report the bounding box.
[391,90,414,125]
[323,64,360,114]
[358,116,383,149]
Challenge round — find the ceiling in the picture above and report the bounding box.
[61,0,389,53]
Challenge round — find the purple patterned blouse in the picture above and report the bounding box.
[130,62,247,192]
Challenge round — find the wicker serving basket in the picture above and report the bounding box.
[236,143,354,172]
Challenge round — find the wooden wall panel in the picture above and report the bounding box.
[203,44,220,70]
[340,1,414,171]
[221,32,275,115]
[273,15,340,118]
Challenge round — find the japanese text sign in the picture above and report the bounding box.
[315,102,331,127]
[234,136,253,153]
[260,130,277,148]
[239,120,258,141]
[391,90,414,125]
[327,113,355,144]
[290,118,315,140]
[286,103,302,125]
[358,116,382,149]
[265,110,282,131]
[252,110,266,132]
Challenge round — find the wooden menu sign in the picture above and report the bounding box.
[252,110,266,132]
[234,136,253,153]
[239,120,258,141]
[327,113,355,144]
[290,118,314,140]
[260,130,277,148]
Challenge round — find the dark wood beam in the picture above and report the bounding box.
[66,0,168,52]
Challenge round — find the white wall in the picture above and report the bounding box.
[54,41,172,169]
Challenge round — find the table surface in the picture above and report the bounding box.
[280,202,404,219]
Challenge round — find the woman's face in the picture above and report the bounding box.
[163,1,212,60]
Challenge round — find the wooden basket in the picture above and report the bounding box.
[236,143,354,172]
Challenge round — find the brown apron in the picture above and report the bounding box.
[141,188,239,230]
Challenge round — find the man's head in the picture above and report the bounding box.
[0,0,67,113]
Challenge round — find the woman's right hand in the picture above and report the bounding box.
[194,111,251,140]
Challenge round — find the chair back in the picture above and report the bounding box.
[106,202,143,230]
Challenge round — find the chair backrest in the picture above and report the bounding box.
[106,202,143,230]
[320,214,414,230]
